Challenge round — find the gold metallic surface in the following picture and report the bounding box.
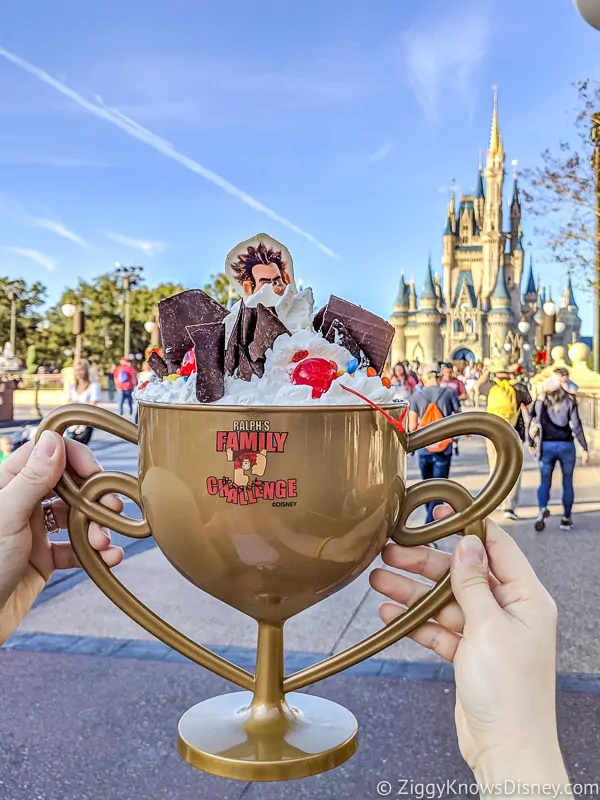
[39,403,521,781]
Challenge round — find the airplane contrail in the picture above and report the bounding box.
[0,45,340,259]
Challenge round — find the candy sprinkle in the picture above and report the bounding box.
[336,369,346,378]
[382,376,391,389]
[346,358,359,374]
[164,374,180,382]
[292,349,309,363]
[366,366,377,377]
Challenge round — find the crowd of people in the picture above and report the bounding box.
[387,356,589,532]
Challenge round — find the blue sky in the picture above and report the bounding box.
[0,0,598,332]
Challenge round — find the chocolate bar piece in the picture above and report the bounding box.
[147,351,169,379]
[224,305,242,376]
[312,305,326,333]
[187,322,226,403]
[324,319,361,360]
[248,304,290,362]
[159,290,227,370]
[240,303,257,348]
[319,296,394,374]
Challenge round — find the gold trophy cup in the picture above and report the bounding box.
[39,402,522,782]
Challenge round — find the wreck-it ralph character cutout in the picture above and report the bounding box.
[225,234,297,299]
[227,447,268,487]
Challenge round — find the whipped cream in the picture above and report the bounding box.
[135,327,395,407]
[224,283,314,342]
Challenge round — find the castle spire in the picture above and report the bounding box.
[490,262,511,306]
[421,254,437,300]
[524,255,537,297]
[444,182,456,234]
[565,276,578,309]
[488,85,502,156]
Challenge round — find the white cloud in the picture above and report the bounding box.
[104,232,165,258]
[367,142,393,164]
[0,45,340,260]
[34,216,87,247]
[404,7,490,121]
[6,246,56,271]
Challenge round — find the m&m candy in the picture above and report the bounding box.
[346,358,359,375]
[292,357,338,399]
[366,366,377,377]
[164,374,180,382]
[382,376,391,389]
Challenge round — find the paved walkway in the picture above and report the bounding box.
[2,418,600,797]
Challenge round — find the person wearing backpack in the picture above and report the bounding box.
[114,357,138,417]
[480,357,532,521]
[528,372,588,532]
[408,364,461,524]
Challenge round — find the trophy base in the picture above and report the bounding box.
[177,690,358,781]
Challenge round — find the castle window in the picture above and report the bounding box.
[454,320,464,333]
[465,319,474,333]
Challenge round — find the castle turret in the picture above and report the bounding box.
[558,276,581,344]
[390,271,410,365]
[509,162,521,253]
[523,256,537,305]
[416,256,441,363]
[487,262,514,354]
[408,280,417,312]
[442,187,456,308]
[474,154,485,228]
[481,87,505,303]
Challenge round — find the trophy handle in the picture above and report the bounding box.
[283,412,522,692]
[37,406,254,692]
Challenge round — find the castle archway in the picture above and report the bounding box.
[451,347,476,363]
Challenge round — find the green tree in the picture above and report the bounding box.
[0,277,47,359]
[203,272,237,307]
[522,80,600,287]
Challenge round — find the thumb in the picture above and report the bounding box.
[1,431,66,528]
[450,534,499,628]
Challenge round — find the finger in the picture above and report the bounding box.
[450,535,500,629]
[0,433,66,528]
[0,440,35,489]
[432,503,453,520]
[379,602,461,661]
[370,568,464,633]
[381,542,450,583]
[64,439,123,512]
[88,522,113,552]
[51,541,125,570]
[483,517,541,589]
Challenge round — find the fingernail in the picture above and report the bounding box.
[34,431,57,459]
[100,527,111,540]
[459,535,484,565]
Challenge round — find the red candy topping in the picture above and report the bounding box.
[138,380,149,391]
[366,366,377,377]
[382,376,391,389]
[292,357,338,399]
[292,349,309,363]
[179,347,197,377]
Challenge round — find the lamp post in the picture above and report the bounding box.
[115,263,143,359]
[61,299,85,364]
[592,112,600,371]
[572,2,600,370]
[517,318,531,372]
[144,318,160,347]
[542,299,558,362]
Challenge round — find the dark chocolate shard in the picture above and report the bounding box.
[158,290,227,370]
[320,296,394,374]
[248,304,290,362]
[147,351,169,379]
[250,359,265,378]
[324,319,361,360]
[312,305,326,333]
[238,345,254,382]
[224,306,242,376]
[240,304,257,348]
[187,322,225,403]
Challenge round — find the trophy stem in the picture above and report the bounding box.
[245,621,294,735]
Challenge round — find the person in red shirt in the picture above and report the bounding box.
[439,362,467,402]
[114,357,138,417]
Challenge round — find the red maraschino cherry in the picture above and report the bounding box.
[180,347,197,377]
[292,357,338,399]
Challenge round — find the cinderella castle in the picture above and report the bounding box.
[389,90,582,366]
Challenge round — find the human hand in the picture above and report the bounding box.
[370,508,568,787]
[582,450,590,466]
[0,431,124,644]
